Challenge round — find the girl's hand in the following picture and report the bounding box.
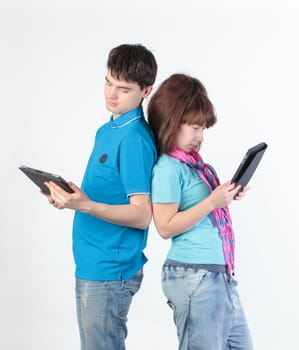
[208,181,241,209]
[234,185,250,201]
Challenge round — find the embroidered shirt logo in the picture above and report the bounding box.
[99,154,108,163]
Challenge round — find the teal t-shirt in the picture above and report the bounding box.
[151,154,225,264]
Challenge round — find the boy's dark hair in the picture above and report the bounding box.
[148,74,217,154]
[107,44,158,90]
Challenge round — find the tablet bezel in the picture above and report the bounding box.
[231,142,267,188]
[19,165,74,195]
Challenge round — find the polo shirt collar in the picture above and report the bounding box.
[110,107,143,128]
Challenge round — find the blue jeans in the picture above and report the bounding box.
[76,269,143,350]
[162,261,253,350]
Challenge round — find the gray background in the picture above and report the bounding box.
[1,0,298,349]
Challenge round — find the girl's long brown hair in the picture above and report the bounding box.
[147,74,217,154]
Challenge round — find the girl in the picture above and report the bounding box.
[148,74,253,350]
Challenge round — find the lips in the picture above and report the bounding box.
[107,101,117,107]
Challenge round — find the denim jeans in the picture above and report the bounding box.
[75,269,143,350]
[162,260,253,350]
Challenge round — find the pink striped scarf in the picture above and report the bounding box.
[168,146,235,275]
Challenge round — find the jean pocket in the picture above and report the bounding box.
[125,268,143,296]
[187,269,208,297]
[166,300,178,324]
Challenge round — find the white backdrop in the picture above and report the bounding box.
[1,0,298,349]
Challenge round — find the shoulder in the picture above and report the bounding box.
[119,125,157,165]
[95,121,110,136]
[152,154,183,180]
[151,155,183,201]
[153,154,183,171]
[121,119,155,146]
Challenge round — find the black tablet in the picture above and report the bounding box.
[19,165,74,195]
[231,142,267,194]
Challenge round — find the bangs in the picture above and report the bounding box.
[180,90,217,127]
[182,109,217,128]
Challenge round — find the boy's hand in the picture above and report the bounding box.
[44,181,90,210]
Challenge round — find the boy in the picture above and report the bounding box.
[45,44,158,349]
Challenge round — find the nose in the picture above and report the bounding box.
[195,129,203,142]
[107,86,118,100]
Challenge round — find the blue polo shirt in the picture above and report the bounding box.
[72,107,157,281]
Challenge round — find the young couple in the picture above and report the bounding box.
[44,44,253,350]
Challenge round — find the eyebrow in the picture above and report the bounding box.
[105,76,132,90]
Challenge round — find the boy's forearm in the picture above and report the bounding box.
[81,200,152,230]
